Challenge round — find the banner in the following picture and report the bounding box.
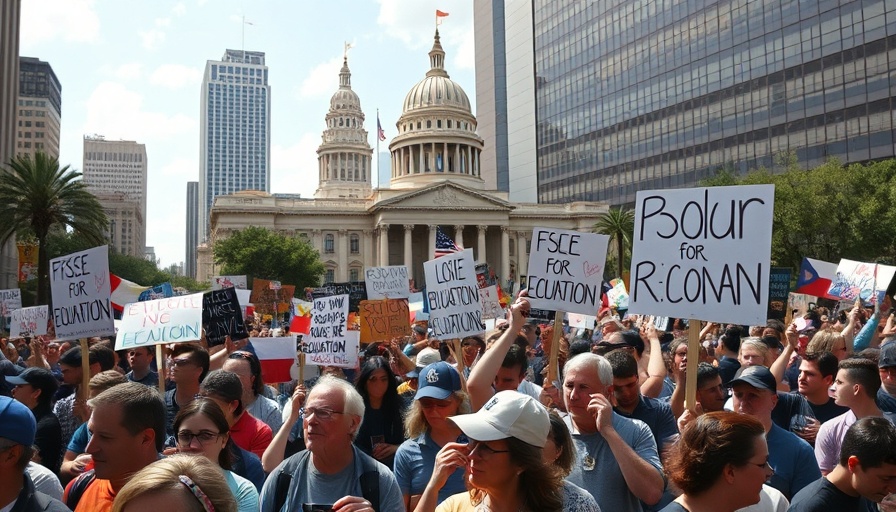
[308,282,368,312]
[423,248,485,339]
[49,245,115,340]
[478,285,505,320]
[10,306,48,338]
[364,266,410,299]
[202,287,249,347]
[526,227,609,315]
[628,185,775,326]
[212,275,247,290]
[16,241,38,282]
[138,282,174,302]
[827,259,876,303]
[116,293,204,350]
[252,335,297,383]
[767,267,792,321]
[359,299,411,343]
[303,294,356,367]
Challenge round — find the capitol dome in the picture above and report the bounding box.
[388,29,483,190]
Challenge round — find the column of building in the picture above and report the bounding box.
[379,224,390,266]
[404,225,414,270]
[337,229,348,281]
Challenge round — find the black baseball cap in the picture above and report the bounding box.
[729,365,777,392]
[5,367,59,398]
[880,343,896,369]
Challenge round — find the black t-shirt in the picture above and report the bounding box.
[717,356,741,385]
[788,476,876,511]
[805,395,849,424]
[772,391,815,431]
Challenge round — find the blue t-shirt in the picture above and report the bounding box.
[616,394,679,450]
[393,432,467,504]
[66,423,90,454]
[878,388,896,414]
[766,423,821,499]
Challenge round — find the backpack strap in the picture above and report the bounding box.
[65,469,96,510]
[358,453,381,512]
[272,450,309,512]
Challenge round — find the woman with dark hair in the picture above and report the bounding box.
[544,410,576,476]
[417,391,598,512]
[222,351,282,434]
[661,411,773,512]
[173,398,259,512]
[354,355,406,467]
[459,336,485,378]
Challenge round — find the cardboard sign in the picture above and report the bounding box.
[359,299,411,343]
[423,249,485,339]
[364,266,410,300]
[478,286,505,320]
[628,185,775,325]
[251,279,295,314]
[49,245,115,340]
[308,282,368,312]
[116,293,204,350]
[202,287,249,347]
[303,294,355,367]
[767,267,792,321]
[10,306,49,338]
[526,227,609,315]
[212,275,247,290]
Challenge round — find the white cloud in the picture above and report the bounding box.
[158,158,197,179]
[139,18,172,49]
[149,64,203,90]
[299,56,344,98]
[81,82,196,141]
[271,133,321,198]
[111,62,143,81]
[172,2,187,16]
[20,0,101,47]
[376,1,473,72]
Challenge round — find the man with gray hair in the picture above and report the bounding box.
[260,375,402,512]
[563,352,665,512]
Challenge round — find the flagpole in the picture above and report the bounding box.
[376,108,380,189]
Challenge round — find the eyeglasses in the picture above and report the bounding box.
[171,358,195,367]
[419,398,455,409]
[304,407,345,421]
[747,459,775,475]
[176,430,221,445]
[468,440,510,457]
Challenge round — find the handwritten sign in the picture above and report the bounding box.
[309,282,368,312]
[10,306,48,338]
[607,278,629,310]
[0,288,22,330]
[202,287,249,347]
[49,245,115,340]
[423,248,485,339]
[303,294,354,367]
[526,228,609,315]
[250,278,295,314]
[767,267,792,320]
[359,299,411,343]
[478,286,505,320]
[138,282,173,302]
[827,259,876,303]
[364,266,410,299]
[567,313,596,329]
[628,185,775,326]
[212,275,247,290]
[115,293,204,350]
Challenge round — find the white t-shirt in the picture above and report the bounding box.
[26,461,64,500]
[736,484,789,512]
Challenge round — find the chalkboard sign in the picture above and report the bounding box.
[202,287,249,347]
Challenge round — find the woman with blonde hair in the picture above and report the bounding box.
[738,338,773,367]
[112,455,237,512]
[806,328,849,360]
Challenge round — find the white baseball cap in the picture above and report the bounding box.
[415,348,441,368]
[449,390,549,448]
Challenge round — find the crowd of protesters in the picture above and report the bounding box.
[3,292,896,512]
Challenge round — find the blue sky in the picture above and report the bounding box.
[19,0,475,270]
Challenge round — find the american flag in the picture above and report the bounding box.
[377,115,386,141]
[435,226,462,258]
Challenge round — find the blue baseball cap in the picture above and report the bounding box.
[415,362,461,400]
[0,395,36,446]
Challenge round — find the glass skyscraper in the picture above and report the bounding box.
[199,49,270,241]
[484,0,896,206]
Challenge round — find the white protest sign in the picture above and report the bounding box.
[478,286,505,320]
[115,293,204,350]
[567,313,596,329]
[628,184,775,325]
[304,294,356,367]
[526,228,609,315]
[49,245,115,340]
[212,275,247,290]
[423,248,485,339]
[365,266,410,299]
[10,306,48,338]
[0,288,22,316]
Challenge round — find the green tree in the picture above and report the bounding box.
[0,152,107,305]
[594,206,635,279]
[213,226,325,289]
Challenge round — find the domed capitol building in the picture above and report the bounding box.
[197,31,608,288]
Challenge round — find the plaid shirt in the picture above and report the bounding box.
[53,394,82,458]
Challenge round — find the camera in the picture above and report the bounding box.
[302,505,334,512]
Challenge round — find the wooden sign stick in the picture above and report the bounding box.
[684,319,700,413]
[547,310,564,386]
[156,344,165,396]
[298,351,305,384]
[79,338,90,400]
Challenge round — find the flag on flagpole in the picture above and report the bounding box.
[435,226,462,258]
[436,9,449,25]
[795,257,840,299]
[253,336,297,384]
[110,274,150,313]
[377,114,386,141]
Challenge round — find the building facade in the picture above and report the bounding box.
[0,0,21,288]
[16,57,61,159]
[199,49,271,242]
[198,32,608,288]
[92,192,145,259]
[82,136,148,256]
[479,0,896,206]
[185,181,199,279]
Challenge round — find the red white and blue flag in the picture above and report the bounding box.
[795,257,840,300]
[377,115,386,141]
[435,226,462,258]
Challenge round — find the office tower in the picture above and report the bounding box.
[185,181,198,279]
[480,0,896,206]
[92,191,145,258]
[0,0,21,288]
[82,136,148,257]
[16,57,61,159]
[199,49,271,242]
